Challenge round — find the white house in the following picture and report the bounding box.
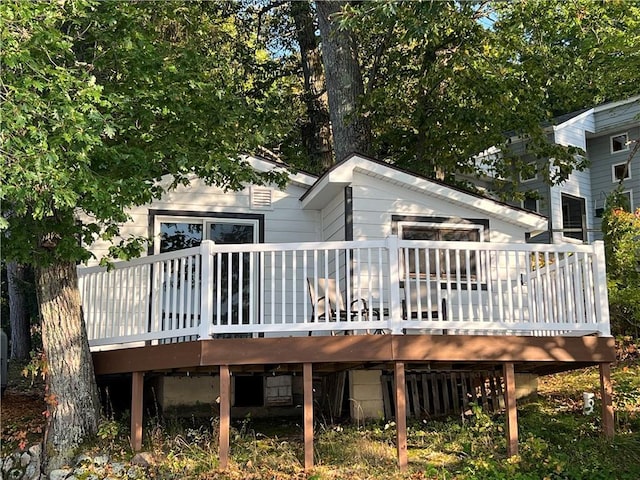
[78,153,614,468]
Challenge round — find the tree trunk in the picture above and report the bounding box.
[316,0,371,163]
[7,262,31,360]
[36,261,100,472]
[291,0,334,171]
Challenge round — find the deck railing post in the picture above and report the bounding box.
[592,241,611,336]
[386,235,404,334]
[200,240,215,340]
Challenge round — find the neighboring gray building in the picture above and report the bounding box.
[474,96,640,244]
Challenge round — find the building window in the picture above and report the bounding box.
[521,195,540,213]
[519,161,538,182]
[397,221,485,280]
[152,213,262,329]
[561,194,586,241]
[611,133,629,153]
[618,190,634,212]
[612,162,631,182]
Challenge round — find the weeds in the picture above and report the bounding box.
[3,357,640,478]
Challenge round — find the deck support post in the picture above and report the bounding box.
[219,365,231,469]
[131,371,144,452]
[303,363,314,470]
[503,362,518,457]
[394,361,407,471]
[599,362,614,438]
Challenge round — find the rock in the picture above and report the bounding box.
[92,455,109,466]
[73,454,92,466]
[126,466,143,479]
[110,462,125,475]
[48,468,72,480]
[130,452,154,467]
[25,462,40,480]
[28,445,42,459]
[20,452,31,468]
[7,468,25,479]
[4,455,15,472]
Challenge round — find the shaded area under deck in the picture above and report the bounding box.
[92,334,616,471]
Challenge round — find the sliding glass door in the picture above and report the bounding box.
[156,216,259,329]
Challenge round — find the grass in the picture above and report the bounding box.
[2,347,640,479]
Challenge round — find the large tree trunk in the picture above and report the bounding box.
[36,261,100,472]
[316,0,371,163]
[7,262,31,360]
[291,0,333,172]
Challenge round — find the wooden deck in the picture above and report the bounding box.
[92,334,616,471]
[80,237,615,470]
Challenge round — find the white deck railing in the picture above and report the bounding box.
[77,237,611,349]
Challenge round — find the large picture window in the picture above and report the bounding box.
[394,217,487,280]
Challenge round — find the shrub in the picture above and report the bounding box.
[602,192,640,336]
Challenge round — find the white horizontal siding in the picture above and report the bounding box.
[84,179,320,265]
[321,192,345,241]
[553,112,595,150]
[349,172,529,244]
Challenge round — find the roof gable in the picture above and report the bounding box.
[301,153,547,232]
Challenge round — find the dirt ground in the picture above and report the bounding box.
[1,362,46,453]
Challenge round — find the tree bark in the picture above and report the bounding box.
[291,0,334,172]
[36,260,100,472]
[7,262,31,360]
[316,0,371,163]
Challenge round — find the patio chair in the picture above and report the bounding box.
[307,278,371,335]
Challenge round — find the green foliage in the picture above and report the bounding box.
[602,191,640,336]
[1,1,291,267]
[333,1,639,192]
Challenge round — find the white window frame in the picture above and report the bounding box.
[397,221,485,281]
[521,197,540,213]
[519,161,538,183]
[560,193,586,242]
[621,189,633,212]
[610,132,630,154]
[153,215,260,254]
[612,162,632,183]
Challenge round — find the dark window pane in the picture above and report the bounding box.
[401,225,479,278]
[612,134,628,152]
[614,163,630,181]
[561,195,586,241]
[523,197,538,212]
[209,223,254,244]
[160,223,203,253]
[208,223,255,325]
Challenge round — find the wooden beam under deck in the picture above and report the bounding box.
[219,365,230,470]
[394,362,408,471]
[131,372,144,452]
[303,363,314,470]
[599,362,614,439]
[503,362,518,457]
[92,335,615,375]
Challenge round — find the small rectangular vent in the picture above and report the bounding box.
[251,187,272,209]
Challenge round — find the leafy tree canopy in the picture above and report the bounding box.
[1,0,292,266]
[317,0,640,191]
